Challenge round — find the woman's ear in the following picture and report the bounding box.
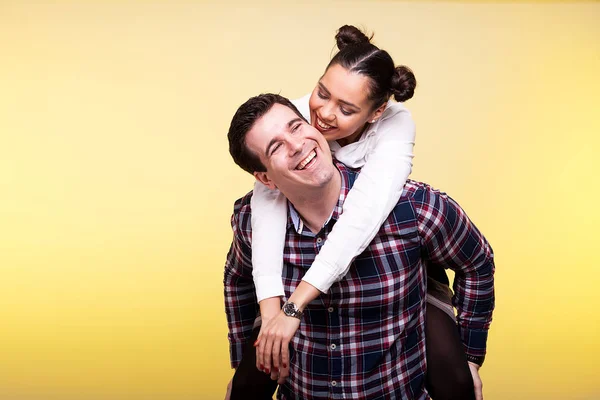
[369,103,387,123]
[254,171,277,190]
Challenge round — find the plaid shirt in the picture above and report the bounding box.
[224,162,495,400]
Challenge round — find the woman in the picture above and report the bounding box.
[230,25,479,400]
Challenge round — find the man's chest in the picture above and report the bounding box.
[281,208,423,312]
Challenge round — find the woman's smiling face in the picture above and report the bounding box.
[308,64,383,146]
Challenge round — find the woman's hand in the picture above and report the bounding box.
[255,296,290,382]
[258,296,282,326]
[255,310,300,384]
[255,281,320,383]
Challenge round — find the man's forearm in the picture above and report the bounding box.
[225,284,258,368]
[454,257,495,365]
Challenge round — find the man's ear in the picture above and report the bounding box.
[369,103,387,123]
[254,171,277,190]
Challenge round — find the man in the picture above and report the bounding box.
[224,94,495,399]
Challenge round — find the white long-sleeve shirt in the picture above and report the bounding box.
[250,94,415,301]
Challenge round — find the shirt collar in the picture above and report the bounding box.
[286,160,353,234]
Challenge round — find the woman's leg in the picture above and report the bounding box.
[425,303,476,400]
[230,328,278,400]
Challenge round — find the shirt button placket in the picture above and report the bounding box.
[315,236,323,252]
[328,306,342,396]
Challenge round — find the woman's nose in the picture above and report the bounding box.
[320,101,336,122]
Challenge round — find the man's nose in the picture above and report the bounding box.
[288,135,304,155]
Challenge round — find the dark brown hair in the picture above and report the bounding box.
[328,25,416,110]
[228,93,305,174]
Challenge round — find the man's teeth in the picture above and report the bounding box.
[316,118,333,130]
[297,150,316,170]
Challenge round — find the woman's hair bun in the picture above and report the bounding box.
[391,65,417,102]
[335,25,371,51]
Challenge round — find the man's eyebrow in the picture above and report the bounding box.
[265,117,304,157]
[287,117,303,129]
[318,82,361,110]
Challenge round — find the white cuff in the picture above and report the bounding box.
[254,275,285,302]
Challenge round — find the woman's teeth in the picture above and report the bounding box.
[316,118,334,130]
[297,150,316,170]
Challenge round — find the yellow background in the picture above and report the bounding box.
[1,1,599,399]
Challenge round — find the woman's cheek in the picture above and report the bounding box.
[346,117,362,132]
[339,117,354,134]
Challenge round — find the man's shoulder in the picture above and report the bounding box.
[334,162,445,206]
[233,190,253,215]
[335,160,361,182]
[402,180,434,198]
[231,191,254,241]
[381,180,450,226]
[399,180,459,223]
[400,180,451,206]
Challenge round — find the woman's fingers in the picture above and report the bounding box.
[271,334,282,370]
[255,325,267,372]
[262,329,274,375]
[277,339,290,384]
[255,310,301,382]
[269,333,283,380]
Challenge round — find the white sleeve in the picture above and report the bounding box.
[250,181,288,301]
[291,93,312,122]
[301,109,416,292]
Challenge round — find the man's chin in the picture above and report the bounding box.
[307,168,336,189]
[278,172,333,195]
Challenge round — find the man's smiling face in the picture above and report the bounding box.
[246,103,336,198]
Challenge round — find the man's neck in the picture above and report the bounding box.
[287,171,342,234]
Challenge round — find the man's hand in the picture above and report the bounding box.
[255,310,300,384]
[224,377,232,400]
[468,362,483,400]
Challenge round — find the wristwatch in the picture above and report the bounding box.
[282,301,303,320]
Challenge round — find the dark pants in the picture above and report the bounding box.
[425,304,475,400]
[231,303,476,400]
[230,328,278,400]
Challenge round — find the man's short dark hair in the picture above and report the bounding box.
[228,93,305,174]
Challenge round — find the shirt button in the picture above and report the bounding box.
[327,307,334,313]
[331,380,337,387]
[330,343,337,350]
[316,238,323,244]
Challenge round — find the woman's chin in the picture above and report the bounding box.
[321,133,338,142]
[316,129,339,141]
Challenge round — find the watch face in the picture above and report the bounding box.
[283,303,295,315]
